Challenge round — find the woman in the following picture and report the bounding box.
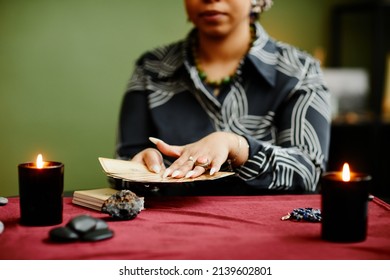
[115,0,331,194]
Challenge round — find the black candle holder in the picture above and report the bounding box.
[321,172,371,242]
[18,161,64,226]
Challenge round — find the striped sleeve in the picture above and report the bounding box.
[237,58,331,192]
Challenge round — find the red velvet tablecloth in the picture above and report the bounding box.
[0,195,389,260]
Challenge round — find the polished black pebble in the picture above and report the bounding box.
[49,226,79,242]
[50,215,113,243]
[94,218,109,230]
[81,228,114,242]
[67,215,97,234]
[0,196,8,206]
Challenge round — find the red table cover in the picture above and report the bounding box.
[0,195,389,260]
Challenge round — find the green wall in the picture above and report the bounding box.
[0,0,352,197]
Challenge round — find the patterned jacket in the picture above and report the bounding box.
[116,23,331,192]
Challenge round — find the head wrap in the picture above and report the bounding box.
[258,0,273,12]
[251,0,273,22]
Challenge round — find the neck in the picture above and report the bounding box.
[192,22,253,92]
[197,23,252,63]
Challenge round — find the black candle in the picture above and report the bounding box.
[18,154,64,226]
[321,163,371,242]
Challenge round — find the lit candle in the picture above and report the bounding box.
[321,163,371,242]
[18,154,64,226]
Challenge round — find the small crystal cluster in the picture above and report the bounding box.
[102,190,144,220]
[282,207,322,222]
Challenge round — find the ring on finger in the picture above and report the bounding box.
[188,156,195,162]
[195,159,211,170]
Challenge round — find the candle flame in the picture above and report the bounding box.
[342,163,350,182]
[36,154,44,169]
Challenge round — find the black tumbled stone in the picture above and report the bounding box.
[81,228,114,242]
[94,218,109,230]
[49,226,79,242]
[67,215,97,234]
[49,215,114,243]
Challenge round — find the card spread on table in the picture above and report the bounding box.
[98,157,234,183]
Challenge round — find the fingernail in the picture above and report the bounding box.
[149,137,161,145]
[185,171,195,178]
[151,165,161,174]
[163,168,171,178]
[210,168,217,176]
[172,170,181,178]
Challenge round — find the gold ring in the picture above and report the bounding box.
[195,160,210,170]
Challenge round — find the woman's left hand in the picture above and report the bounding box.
[149,132,248,179]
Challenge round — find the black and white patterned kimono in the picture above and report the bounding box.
[116,22,331,193]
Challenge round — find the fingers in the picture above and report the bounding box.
[185,166,208,178]
[197,155,227,176]
[149,134,231,179]
[149,137,182,158]
[144,152,165,174]
[163,154,195,178]
[132,148,165,174]
[165,155,225,179]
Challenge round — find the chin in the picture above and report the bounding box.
[198,25,231,38]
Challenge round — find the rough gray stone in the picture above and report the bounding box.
[102,190,144,220]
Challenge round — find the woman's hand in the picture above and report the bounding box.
[149,132,249,179]
[131,148,166,174]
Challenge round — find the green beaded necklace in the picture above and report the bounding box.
[192,25,256,90]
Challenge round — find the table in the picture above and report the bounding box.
[0,194,389,260]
